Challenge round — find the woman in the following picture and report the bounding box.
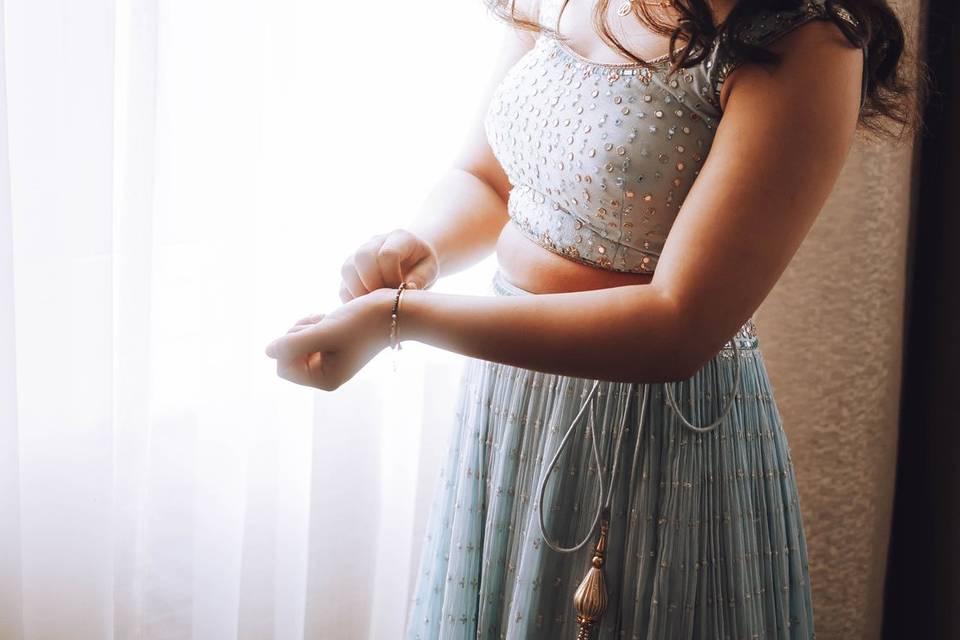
[265,0,921,636]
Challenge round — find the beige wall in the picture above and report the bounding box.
[755,2,922,636]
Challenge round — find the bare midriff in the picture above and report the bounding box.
[494,218,654,294]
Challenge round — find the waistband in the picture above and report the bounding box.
[490,268,759,353]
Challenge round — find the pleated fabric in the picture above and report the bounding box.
[404,269,815,640]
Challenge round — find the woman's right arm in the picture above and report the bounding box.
[339,20,538,301]
[404,24,536,278]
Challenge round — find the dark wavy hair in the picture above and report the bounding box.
[484,0,931,142]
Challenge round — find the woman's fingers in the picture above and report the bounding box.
[279,313,325,335]
[294,313,324,326]
[376,231,414,285]
[339,258,367,300]
[338,228,438,303]
[352,235,388,293]
[378,230,440,289]
[403,257,438,291]
[275,352,322,388]
[266,319,334,361]
[338,282,353,304]
[285,324,314,335]
[273,343,343,391]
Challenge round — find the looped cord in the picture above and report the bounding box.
[536,382,649,554]
[535,330,744,553]
[663,335,743,432]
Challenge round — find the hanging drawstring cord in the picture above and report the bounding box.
[664,335,743,432]
[536,380,644,554]
[534,334,743,638]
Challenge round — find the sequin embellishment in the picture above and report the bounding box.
[483,0,833,274]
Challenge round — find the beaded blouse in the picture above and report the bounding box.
[483,0,865,274]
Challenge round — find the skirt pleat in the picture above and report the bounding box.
[404,270,815,640]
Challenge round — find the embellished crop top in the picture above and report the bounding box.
[483,0,866,274]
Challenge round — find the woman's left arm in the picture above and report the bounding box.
[266,19,864,390]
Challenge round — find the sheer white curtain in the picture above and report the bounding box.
[0,0,504,637]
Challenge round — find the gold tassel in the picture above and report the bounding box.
[573,513,610,640]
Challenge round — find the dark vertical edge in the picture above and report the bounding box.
[883,1,960,637]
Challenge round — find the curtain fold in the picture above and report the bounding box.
[5,0,118,636]
[111,0,158,636]
[0,0,24,635]
[0,0,502,638]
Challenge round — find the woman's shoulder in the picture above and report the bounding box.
[726,0,833,48]
[709,0,862,62]
[700,0,864,112]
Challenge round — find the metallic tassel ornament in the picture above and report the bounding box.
[573,509,611,639]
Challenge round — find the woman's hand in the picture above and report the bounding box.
[339,228,439,303]
[264,287,396,391]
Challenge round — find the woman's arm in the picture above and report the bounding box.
[337,26,535,300]
[395,18,864,381]
[267,18,864,389]
[405,26,538,278]
[402,169,506,281]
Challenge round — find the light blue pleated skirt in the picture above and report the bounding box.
[404,269,815,639]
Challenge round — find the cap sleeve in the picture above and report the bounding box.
[703,0,866,113]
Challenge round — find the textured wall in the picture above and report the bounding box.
[754,2,922,637]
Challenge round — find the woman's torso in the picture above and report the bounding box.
[494,0,704,294]
[488,0,834,294]
[495,221,654,293]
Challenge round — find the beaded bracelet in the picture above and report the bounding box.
[388,281,408,352]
